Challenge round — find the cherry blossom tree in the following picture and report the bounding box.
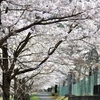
[0,0,100,100]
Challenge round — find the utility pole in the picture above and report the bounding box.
[68,70,73,95]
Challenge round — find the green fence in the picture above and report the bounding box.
[59,86,68,96]
[59,73,98,96]
[72,76,93,95]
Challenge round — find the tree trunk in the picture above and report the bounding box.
[2,43,11,100]
[14,77,18,100]
[19,79,26,100]
[2,72,11,100]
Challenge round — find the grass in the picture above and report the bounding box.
[30,95,40,100]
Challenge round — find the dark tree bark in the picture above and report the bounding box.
[2,44,11,100]
[0,33,31,100]
[14,77,18,100]
[2,72,11,100]
[0,0,3,3]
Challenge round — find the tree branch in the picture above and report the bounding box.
[0,83,3,89]
[11,23,77,79]
[11,40,62,79]
[0,0,4,3]
[0,11,87,47]
[9,32,31,73]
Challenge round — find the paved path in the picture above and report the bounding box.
[37,92,53,100]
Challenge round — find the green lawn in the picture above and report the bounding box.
[30,95,40,100]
